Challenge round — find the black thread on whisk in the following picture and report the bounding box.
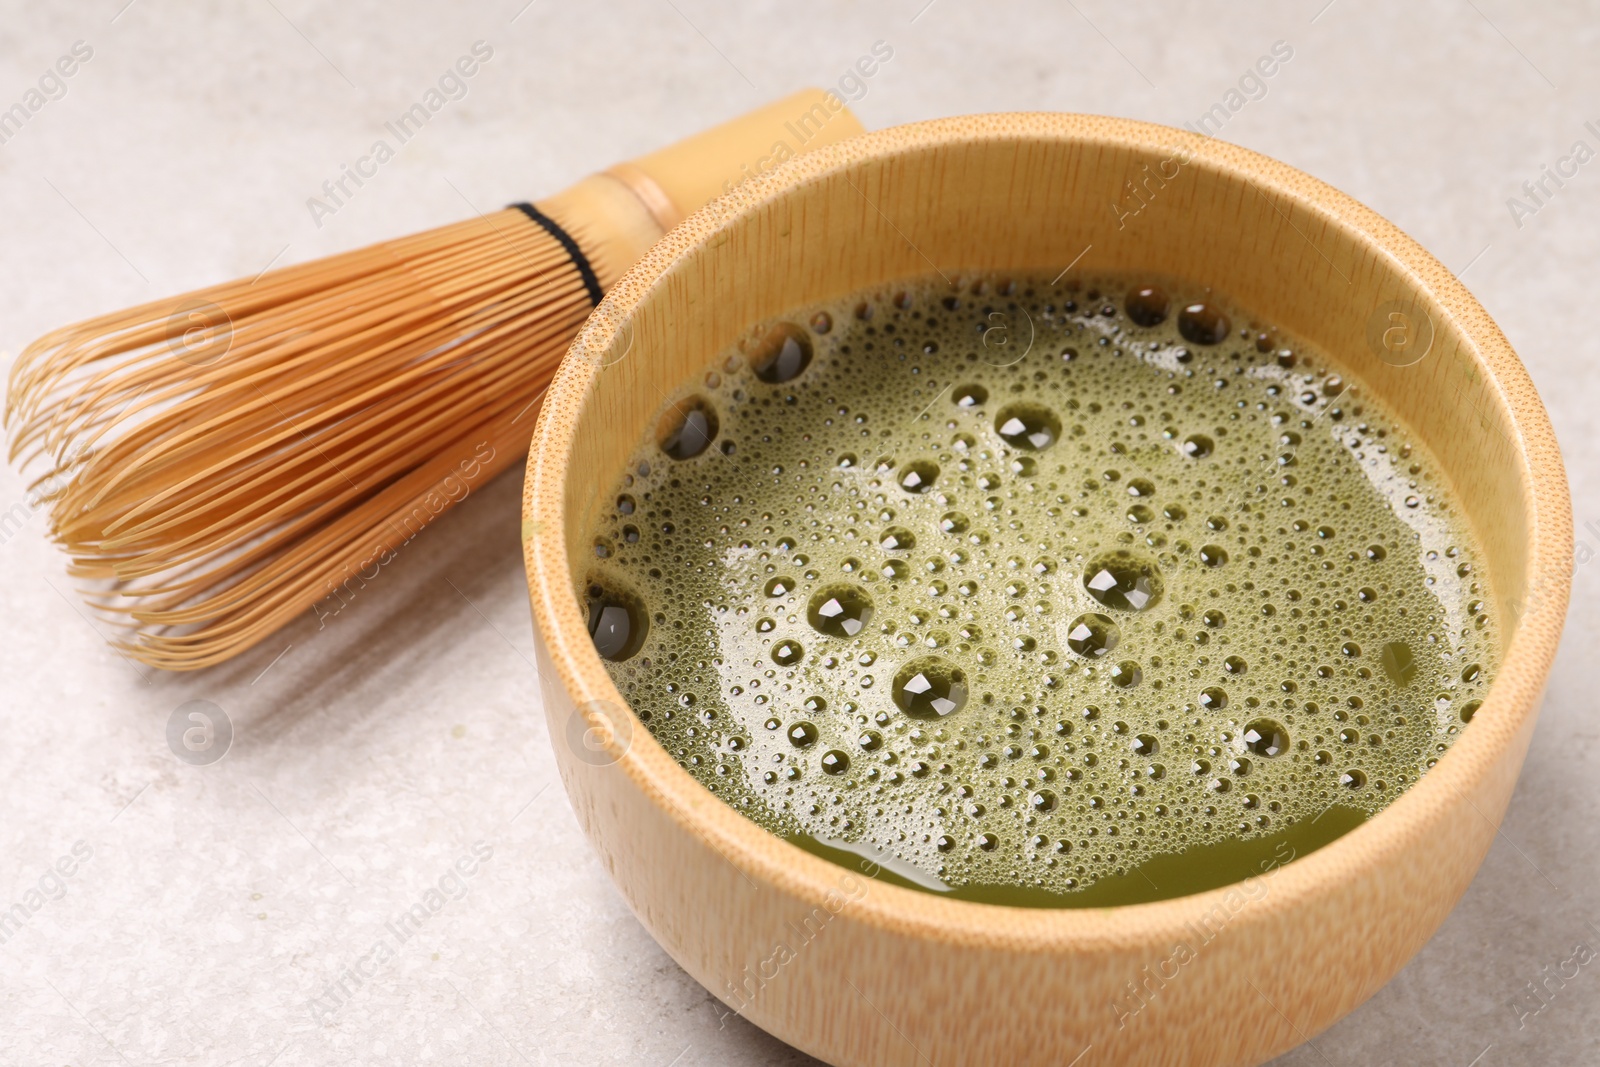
[508,202,604,307]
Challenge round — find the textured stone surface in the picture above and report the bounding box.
[0,2,1594,1064]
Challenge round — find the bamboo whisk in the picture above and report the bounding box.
[6,90,864,670]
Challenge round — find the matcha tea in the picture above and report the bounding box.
[582,273,1498,906]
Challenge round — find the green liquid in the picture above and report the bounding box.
[587,273,1498,906]
[788,804,1368,908]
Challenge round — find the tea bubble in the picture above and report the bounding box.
[892,657,969,719]
[898,460,940,493]
[1380,641,1417,686]
[658,398,718,460]
[1125,286,1169,327]
[880,527,916,552]
[1065,612,1120,658]
[585,583,647,662]
[748,322,813,383]
[1083,549,1164,612]
[1109,660,1142,688]
[788,721,819,748]
[995,403,1061,450]
[807,584,875,638]
[1242,719,1290,758]
[953,384,989,408]
[1178,302,1230,345]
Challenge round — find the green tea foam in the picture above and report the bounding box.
[583,273,1498,904]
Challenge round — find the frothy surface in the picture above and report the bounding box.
[584,274,1498,902]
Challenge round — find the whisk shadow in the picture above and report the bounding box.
[195,465,536,747]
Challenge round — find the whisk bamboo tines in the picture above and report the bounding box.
[6,89,864,670]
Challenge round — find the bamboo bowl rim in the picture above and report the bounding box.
[523,114,1572,951]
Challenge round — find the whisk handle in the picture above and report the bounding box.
[534,89,866,292]
[613,87,866,231]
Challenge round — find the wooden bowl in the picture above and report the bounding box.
[522,115,1571,1067]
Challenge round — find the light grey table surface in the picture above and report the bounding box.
[1,2,1595,1064]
